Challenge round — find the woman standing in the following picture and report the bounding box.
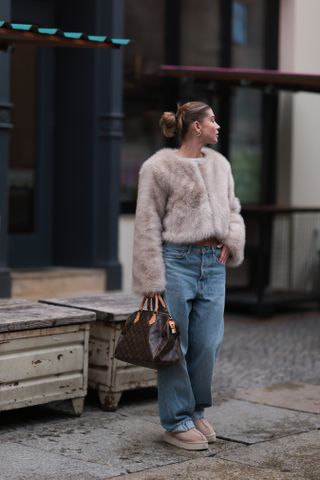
[132,101,245,451]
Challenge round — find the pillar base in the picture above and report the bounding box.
[0,269,11,298]
[104,262,122,290]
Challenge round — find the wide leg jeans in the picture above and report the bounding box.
[157,242,226,432]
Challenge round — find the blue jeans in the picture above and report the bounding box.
[157,241,226,432]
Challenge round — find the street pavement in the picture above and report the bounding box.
[0,310,319,480]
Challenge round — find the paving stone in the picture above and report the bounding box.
[0,406,124,442]
[218,430,320,480]
[233,382,320,414]
[0,442,124,480]
[108,457,305,480]
[203,399,320,444]
[2,414,234,477]
[116,390,159,421]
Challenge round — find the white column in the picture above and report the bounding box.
[278,0,320,206]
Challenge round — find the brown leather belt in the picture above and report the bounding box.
[192,237,221,247]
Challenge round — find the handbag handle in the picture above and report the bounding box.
[157,294,168,312]
[132,294,177,333]
[133,294,159,324]
[133,294,169,324]
[146,297,153,311]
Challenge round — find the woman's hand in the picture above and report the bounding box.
[217,244,230,264]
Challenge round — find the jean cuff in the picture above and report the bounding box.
[169,418,195,432]
[192,410,205,420]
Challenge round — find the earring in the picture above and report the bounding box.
[196,131,201,136]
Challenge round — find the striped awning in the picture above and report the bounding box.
[160,65,320,94]
[0,20,130,49]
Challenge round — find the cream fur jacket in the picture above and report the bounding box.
[132,147,245,294]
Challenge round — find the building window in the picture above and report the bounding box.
[232,1,248,46]
[9,44,37,233]
[180,0,220,66]
[230,0,267,203]
[229,88,263,203]
[122,0,278,210]
[122,1,165,211]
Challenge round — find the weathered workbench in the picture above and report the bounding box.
[41,293,158,410]
[0,299,95,415]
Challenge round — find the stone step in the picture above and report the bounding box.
[11,268,107,300]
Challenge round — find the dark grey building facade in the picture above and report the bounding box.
[0,0,125,297]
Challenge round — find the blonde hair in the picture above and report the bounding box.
[159,101,210,140]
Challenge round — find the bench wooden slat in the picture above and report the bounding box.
[40,292,141,321]
[0,301,95,333]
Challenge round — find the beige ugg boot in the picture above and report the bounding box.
[163,428,208,450]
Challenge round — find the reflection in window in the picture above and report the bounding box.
[232,1,248,45]
[232,0,265,68]
[230,89,262,203]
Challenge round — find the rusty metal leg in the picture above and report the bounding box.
[98,388,122,411]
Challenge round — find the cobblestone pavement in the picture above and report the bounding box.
[213,310,320,401]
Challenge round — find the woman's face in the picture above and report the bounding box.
[197,109,220,144]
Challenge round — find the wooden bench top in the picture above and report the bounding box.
[40,292,141,322]
[0,299,96,333]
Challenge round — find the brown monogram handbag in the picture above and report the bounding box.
[114,294,182,369]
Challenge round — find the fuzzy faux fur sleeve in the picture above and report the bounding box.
[223,165,246,267]
[131,162,167,295]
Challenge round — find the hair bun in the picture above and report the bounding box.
[159,101,210,140]
[159,111,177,138]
